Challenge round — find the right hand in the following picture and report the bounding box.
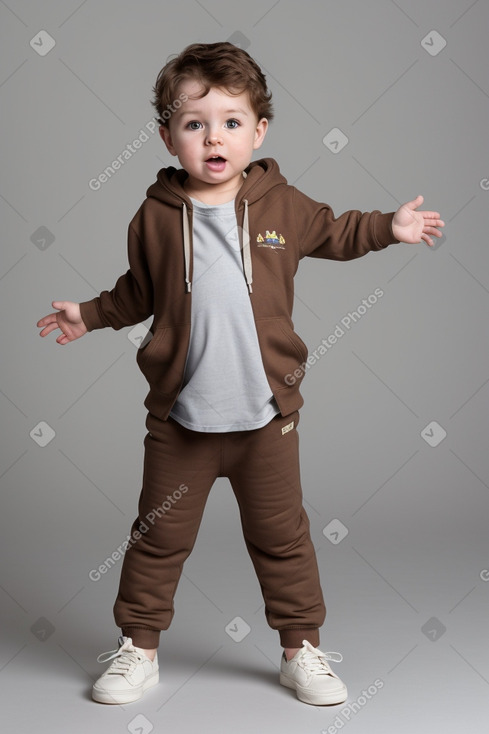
[37,301,88,345]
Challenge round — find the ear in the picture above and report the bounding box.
[253,118,269,150]
[159,125,177,156]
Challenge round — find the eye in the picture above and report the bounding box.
[226,119,240,129]
[186,121,202,130]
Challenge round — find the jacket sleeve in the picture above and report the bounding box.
[78,221,153,332]
[292,187,400,261]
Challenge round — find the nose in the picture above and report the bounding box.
[205,126,222,146]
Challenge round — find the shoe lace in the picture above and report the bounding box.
[96,636,143,675]
[299,649,343,676]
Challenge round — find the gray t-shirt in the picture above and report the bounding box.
[169,196,280,432]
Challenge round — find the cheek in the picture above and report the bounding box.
[182,134,200,148]
[175,136,194,154]
[236,132,253,147]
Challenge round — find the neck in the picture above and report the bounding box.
[184,172,246,205]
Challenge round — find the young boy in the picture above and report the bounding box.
[37,41,444,706]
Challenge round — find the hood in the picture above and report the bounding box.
[145,158,288,294]
[145,157,287,208]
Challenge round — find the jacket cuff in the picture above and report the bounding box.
[79,299,106,332]
[374,212,400,248]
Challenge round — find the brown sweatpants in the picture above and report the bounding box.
[113,409,326,649]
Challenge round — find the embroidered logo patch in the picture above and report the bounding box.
[257,230,285,249]
[281,421,294,435]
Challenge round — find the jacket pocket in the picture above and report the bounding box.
[255,317,308,391]
[136,325,189,396]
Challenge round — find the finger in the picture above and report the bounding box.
[421,234,434,247]
[422,220,444,229]
[52,301,67,310]
[421,212,442,222]
[37,312,58,327]
[423,226,443,236]
[39,322,59,337]
[406,194,424,210]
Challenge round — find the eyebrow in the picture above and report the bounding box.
[178,108,249,117]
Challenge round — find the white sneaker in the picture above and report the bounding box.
[280,640,347,705]
[92,635,159,704]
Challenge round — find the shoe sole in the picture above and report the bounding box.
[280,672,347,706]
[92,670,159,704]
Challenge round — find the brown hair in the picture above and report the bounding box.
[151,41,274,127]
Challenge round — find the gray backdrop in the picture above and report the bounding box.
[1,1,488,732]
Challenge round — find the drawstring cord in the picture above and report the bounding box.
[242,199,253,294]
[182,202,191,292]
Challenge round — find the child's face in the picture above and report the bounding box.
[159,78,268,199]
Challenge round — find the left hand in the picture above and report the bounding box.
[392,195,444,246]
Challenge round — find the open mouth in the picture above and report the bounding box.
[205,155,227,171]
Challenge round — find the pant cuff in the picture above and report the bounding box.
[121,626,161,649]
[279,627,320,648]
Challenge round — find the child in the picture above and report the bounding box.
[37,41,444,706]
